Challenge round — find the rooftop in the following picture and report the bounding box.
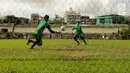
[65,7,80,15]
[65,11,80,15]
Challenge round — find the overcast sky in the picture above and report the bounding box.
[0,0,130,18]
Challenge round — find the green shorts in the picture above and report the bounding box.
[34,34,42,46]
[74,34,85,40]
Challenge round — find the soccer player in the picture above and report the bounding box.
[72,21,87,45]
[27,15,59,49]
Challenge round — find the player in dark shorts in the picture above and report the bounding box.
[72,21,87,45]
[27,15,59,49]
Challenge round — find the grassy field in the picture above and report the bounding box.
[0,39,130,73]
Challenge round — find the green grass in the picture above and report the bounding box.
[0,39,130,73]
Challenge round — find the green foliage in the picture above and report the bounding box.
[120,29,130,39]
[1,15,29,25]
[53,14,67,25]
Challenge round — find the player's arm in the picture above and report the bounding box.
[46,24,57,33]
[80,26,84,34]
[72,26,75,30]
[80,26,83,30]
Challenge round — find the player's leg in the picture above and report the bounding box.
[27,34,36,45]
[27,39,35,45]
[38,34,42,46]
[30,34,41,49]
[73,34,80,45]
[80,34,87,45]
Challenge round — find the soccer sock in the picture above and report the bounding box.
[30,42,37,49]
[74,39,80,44]
[83,39,87,45]
[29,39,35,43]
[27,39,33,45]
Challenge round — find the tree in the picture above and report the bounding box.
[53,14,63,24]
[55,14,59,19]
[25,19,29,24]
[3,15,29,25]
[0,18,4,24]
[5,15,15,23]
[3,18,8,23]
[120,29,130,39]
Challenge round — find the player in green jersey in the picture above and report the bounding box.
[72,21,87,45]
[27,15,59,49]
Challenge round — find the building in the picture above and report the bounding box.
[80,16,90,24]
[64,7,81,24]
[31,13,39,27]
[90,18,96,25]
[96,14,126,25]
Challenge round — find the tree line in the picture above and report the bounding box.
[0,15,29,25]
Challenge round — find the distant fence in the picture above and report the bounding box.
[0,24,129,28]
[0,32,122,40]
[0,25,129,33]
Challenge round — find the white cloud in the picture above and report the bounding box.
[0,0,130,18]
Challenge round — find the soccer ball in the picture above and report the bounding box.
[60,26,66,31]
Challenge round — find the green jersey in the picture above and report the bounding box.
[73,25,83,35]
[34,20,55,35]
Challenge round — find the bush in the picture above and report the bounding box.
[120,29,130,39]
[0,32,120,40]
